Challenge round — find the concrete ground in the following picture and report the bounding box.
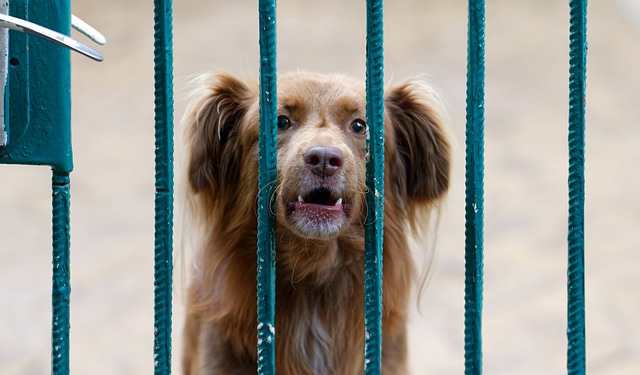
[1,1,639,374]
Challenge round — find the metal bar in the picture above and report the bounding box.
[0,1,8,147]
[52,170,71,375]
[567,0,588,374]
[256,0,278,373]
[152,0,174,374]
[364,0,384,373]
[464,0,486,374]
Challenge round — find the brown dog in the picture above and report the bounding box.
[182,72,450,375]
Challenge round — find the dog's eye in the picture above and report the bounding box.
[277,115,292,130]
[350,118,367,134]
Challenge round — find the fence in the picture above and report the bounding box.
[0,0,587,374]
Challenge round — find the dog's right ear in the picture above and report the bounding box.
[186,73,254,194]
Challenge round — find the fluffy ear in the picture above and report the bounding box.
[186,73,254,195]
[385,81,451,204]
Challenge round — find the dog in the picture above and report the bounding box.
[182,71,450,375]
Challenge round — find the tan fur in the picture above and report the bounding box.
[183,72,450,375]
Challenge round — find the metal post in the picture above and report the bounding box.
[0,1,8,147]
[51,171,71,375]
[256,0,278,374]
[567,0,588,374]
[363,0,385,373]
[152,0,174,374]
[464,0,486,374]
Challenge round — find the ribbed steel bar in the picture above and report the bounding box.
[364,0,385,374]
[567,0,588,374]
[257,0,278,374]
[52,171,71,375]
[464,0,486,374]
[152,0,175,373]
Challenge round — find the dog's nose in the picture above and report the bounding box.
[304,146,343,177]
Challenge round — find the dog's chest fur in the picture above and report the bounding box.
[198,271,366,375]
[195,228,410,375]
[273,260,365,375]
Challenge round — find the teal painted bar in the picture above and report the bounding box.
[256,0,278,374]
[464,0,485,374]
[52,171,71,375]
[152,0,175,374]
[364,0,384,374]
[0,0,73,173]
[567,0,587,374]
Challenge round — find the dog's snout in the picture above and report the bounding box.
[303,146,343,177]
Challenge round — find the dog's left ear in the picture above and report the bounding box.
[385,81,451,203]
[186,73,254,195]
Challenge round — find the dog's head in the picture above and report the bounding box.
[186,72,449,243]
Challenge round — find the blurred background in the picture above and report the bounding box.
[1,0,639,374]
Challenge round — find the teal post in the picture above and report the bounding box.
[152,0,174,374]
[364,0,384,374]
[567,0,587,374]
[257,0,278,374]
[0,0,73,172]
[464,0,485,374]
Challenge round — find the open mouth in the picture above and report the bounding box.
[288,187,344,213]
[286,187,348,238]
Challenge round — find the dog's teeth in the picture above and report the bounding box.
[335,198,343,206]
[298,195,304,203]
